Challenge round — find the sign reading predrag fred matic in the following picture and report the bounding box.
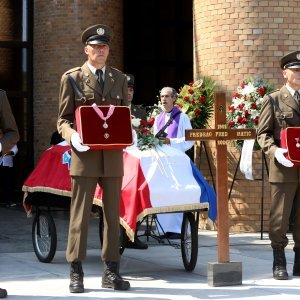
[187,128,255,144]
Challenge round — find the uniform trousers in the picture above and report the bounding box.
[269,182,300,249]
[66,176,122,263]
[0,165,14,205]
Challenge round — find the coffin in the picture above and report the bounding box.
[75,105,133,149]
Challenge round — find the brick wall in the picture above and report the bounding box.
[193,0,300,232]
[0,0,16,83]
[33,0,124,161]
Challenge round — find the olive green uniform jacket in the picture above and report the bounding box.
[257,85,300,183]
[257,85,300,248]
[57,62,128,177]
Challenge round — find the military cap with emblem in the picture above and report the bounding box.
[280,50,300,69]
[126,74,135,88]
[81,24,113,45]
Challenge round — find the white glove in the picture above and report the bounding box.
[274,148,294,167]
[71,132,90,152]
[132,129,137,146]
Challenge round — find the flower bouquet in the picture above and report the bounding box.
[176,77,216,129]
[226,77,274,148]
[131,117,163,151]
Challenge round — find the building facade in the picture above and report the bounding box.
[0,0,299,232]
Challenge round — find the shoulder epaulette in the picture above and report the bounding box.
[267,89,279,96]
[110,66,123,74]
[64,67,81,75]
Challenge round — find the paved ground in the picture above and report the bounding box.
[1,205,300,299]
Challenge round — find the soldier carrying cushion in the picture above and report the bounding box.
[57,24,130,293]
[257,50,300,280]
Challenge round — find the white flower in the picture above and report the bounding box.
[241,82,256,95]
[131,118,141,128]
[251,110,260,119]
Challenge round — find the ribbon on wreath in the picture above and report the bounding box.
[240,139,255,180]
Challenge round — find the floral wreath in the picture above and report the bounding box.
[176,77,216,129]
[226,77,274,148]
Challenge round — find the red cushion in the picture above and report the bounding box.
[280,127,300,165]
[75,105,133,149]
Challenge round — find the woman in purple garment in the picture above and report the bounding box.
[153,87,194,238]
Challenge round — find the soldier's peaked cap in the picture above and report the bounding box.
[280,50,300,69]
[81,24,113,45]
[126,74,135,88]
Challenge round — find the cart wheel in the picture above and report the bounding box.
[181,212,198,271]
[99,212,127,255]
[32,211,57,263]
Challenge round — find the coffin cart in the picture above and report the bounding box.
[22,143,216,272]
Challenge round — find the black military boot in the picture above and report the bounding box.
[69,261,84,293]
[0,288,7,298]
[102,261,130,290]
[273,248,288,280]
[293,247,300,276]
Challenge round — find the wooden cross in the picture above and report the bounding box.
[186,92,256,263]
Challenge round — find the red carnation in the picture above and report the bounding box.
[228,106,235,112]
[191,99,196,106]
[140,119,147,127]
[251,102,257,109]
[258,87,266,95]
[200,95,206,103]
[194,109,201,115]
[189,82,194,86]
[254,117,259,124]
[184,96,189,102]
[244,110,249,117]
[188,88,194,94]
[238,104,244,110]
[233,92,240,98]
[142,128,151,134]
[147,118,155,127]
[241,118,248,124]
[229,120,235,127]
[237,117,243,123]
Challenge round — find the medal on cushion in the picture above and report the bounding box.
[295,138,300,148]
[91,104,115,138]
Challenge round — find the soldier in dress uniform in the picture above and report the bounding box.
[0,89,19,299]
[126,74,147,121]
[57,24,130,293]
[257,50,300,280]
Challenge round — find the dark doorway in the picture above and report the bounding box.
[0,0,34,205]
[123,0,193,106]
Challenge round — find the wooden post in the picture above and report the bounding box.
[186,92,256,286]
